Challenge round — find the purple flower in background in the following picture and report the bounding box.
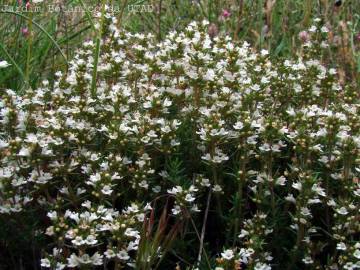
[298,31,310,43]
[356,32,360,42]
[21,28,29,37]
[208,23,218,38]
[221,9,231,19]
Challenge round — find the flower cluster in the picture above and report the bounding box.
[0,17,359,269]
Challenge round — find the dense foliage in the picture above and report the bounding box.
[0,17,359,269]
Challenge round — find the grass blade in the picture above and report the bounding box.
[0,42,29,90]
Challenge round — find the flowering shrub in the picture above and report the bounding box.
[0,17,359,270]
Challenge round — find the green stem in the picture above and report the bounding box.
[210,142,222,218]
[157,0,163,41]
[287,223,304,270]
[197,189,212,265]
[117,0,128,29]
[233,177,243,245]
[25,8,33,86]
[91,0,107,98]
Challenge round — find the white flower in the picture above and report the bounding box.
[139,180,149,189]
[124,228,139,238]
[221,249,234,260]
[185,193,195,202]
[309,25,317,32]
[336,207,348,215]
[67,254,80,267]
[209,128,228,137]
[85,235,98,245]
[71,253,102,266]
[213,184,222,192]
[327,199,336,207]
[251,84,261,91]
[55,71,62,77]
[25,133,38,144]
[40,258,51,267]
[200,178,211,187]
[152,185,161,193]
[312,184,326,197]
[321,26,329,33]
[104,249,116,259]
[302,256,313,264]
[47,211,57,220]
[336,242,347,250]
[261,49,269,56]
[0,139,9,149]
[55,262,65,270]
[300,207,312,217]
[286,107,296,116]
[117,250,130,260]
[167,186,183,195]
[82,200,92,209]
[254,262,271,270]
[163,98,172,107]
[204,69,215,81]
[136,213,145,222]
[201,148,229,164]
[238,229,249,238]
[101,185,113,195]
[191,204,201,212]
[318,155,329,164]
[292,182,302,191]
[126,203,140,213]
[127,240,139,251]
[276,176,287,186]
[45,226,54,236]
[247,135,258,144]
[87,173,101,186]
[238,248,254,263]
[259,143,271,152]
[344,262,356,270]
[0,60,10,68]
[233,121,244,130]
[271,144,281,152]
[18,147,31,157]
[90,252,103,265]
[72,236,85,246]
[144,203,152,211]
[172,205,181,215]
[353,249,360,259]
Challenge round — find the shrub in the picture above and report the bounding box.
[0,17,359,270]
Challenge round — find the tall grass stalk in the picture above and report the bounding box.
[0,43,28,90]
[25,8,33,86]
[197,189,211,265]
[90,0,107,97]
